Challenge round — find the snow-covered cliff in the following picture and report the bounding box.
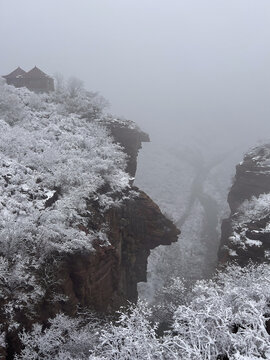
[219,144,270,265]
[0,79,179,358]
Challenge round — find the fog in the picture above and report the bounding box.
[1,0,270,149]
[1,0,270,294]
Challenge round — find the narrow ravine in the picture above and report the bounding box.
[136,143,241,300]
[175,150,234,277]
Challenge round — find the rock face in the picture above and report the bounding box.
[47,189,179,315]
[52,123,178,312]
[219,144,270,265]
[107,122,150,179]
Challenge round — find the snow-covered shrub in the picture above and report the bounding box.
[0,79,25,125]
[89,301,164,360]
[168,264,270,359]
[236,193,270,225]
[15,264,270,359]
[151,277,187,330]
[0,79,134,330]
[18,303,163,360]
[245,144,270,168]
[48,75,109,120]
[227,193,270,253]
[0,255,45,327]
[17,313,103,360]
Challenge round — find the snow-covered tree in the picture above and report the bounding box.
[15,264,270,360]
[168,264,270,359]
[17,313,103,360]
[89,301,164,360]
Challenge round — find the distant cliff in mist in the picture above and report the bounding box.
[219,144,270,265]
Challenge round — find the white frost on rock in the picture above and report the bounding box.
[245,238,263,247]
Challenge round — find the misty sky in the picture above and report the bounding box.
[1,0,270,149]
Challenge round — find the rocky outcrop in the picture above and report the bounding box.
[2,188,179,358]
[43,189,179,315]
[44,120,178,313]
[106,121,150,179]
[219,144,270,265]
[227,146,270,213]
